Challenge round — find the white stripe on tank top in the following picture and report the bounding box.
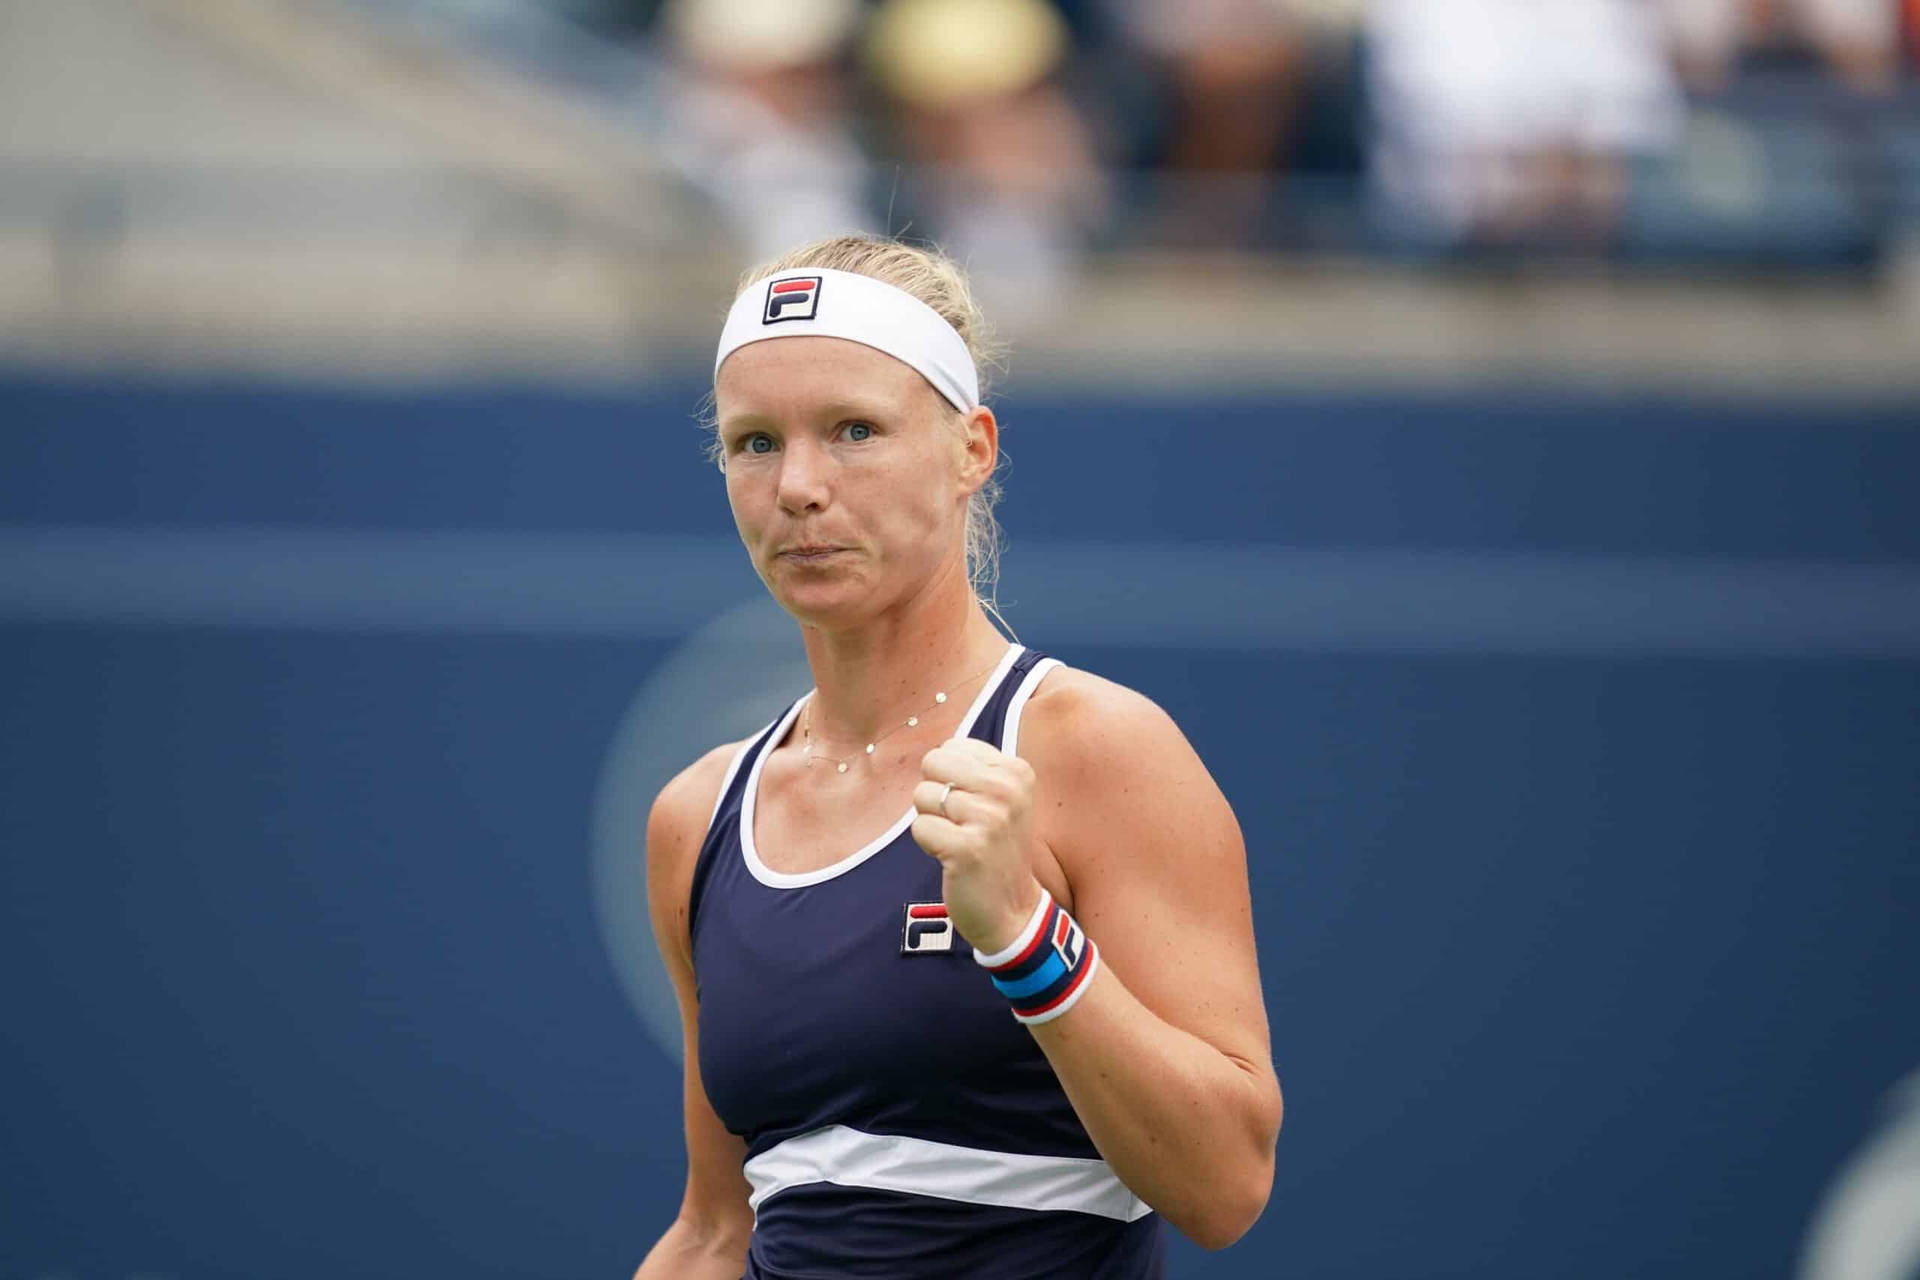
[744,1124,1152,1222]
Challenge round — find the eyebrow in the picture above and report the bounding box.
[717,398,899,434]
[715,410,773,435]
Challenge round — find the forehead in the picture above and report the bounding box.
[714,335,938,423]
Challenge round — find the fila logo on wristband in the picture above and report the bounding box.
[763,275,822,324]
[901,902,955,954]
[1050,910,1086,969]
[975,891,1099,1025]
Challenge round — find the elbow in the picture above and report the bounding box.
[1181,1078,1282,1250]
[1174,1164,1274,1250]
[1172,1142,1279,1249]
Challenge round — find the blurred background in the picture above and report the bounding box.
[2,1,1918,1278]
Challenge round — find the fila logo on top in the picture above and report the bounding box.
[763,275,823,324]
[901,903,954,954]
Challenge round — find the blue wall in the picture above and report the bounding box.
[2,375,1916,1279]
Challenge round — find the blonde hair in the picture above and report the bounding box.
[715,234,1013,624]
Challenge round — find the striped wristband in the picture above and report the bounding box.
[974,890,1100,1026]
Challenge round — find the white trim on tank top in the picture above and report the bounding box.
[1000,656,1062,758]
[706,733,765,831]
[740,643,1026,889]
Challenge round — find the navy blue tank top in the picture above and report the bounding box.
[689,645,1164,1279]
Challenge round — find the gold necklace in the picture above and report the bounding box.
[801,654,1005,774]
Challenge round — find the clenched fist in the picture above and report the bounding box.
[911,738,1045,955]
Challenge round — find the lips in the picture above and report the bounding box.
[778,544,846,562]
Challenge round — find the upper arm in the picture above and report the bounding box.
[646,744,755,1239]
[1021,672,1279,1095]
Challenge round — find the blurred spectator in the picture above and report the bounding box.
[1105,0,1303,179]
[1096,0,1364,243]
[1365,0,1683,252]
[864,0,1108,322]
[1659,0,1905,95]
[655,0,877,260]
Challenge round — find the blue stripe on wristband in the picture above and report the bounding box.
[977,889,1098,1025]
[990,952,1068,1000]
[1017,941,1098,1026]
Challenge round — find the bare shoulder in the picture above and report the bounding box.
[1018,664,1206,785]
[1016,664,1240,878]
[646,739,749,964]
[649,740,745,857]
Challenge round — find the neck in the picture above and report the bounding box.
[797,563,1010,743]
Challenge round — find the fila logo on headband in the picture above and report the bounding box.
[901,902,954,953]
[763,275,823,325]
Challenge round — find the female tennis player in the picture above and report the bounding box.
[634,235,1281,1279]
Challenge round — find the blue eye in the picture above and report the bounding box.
[745,434,775,454]
[846,422,873,442]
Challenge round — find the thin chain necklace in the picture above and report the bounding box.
[801,653,1006,774]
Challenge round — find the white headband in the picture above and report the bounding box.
[714,267,980,412]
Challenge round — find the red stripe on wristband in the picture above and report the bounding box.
[1013,939,1099,1026]
[974,890,1057,972]
[994,905,1057,976]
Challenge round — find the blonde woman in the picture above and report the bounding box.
[636,235,1281,1279]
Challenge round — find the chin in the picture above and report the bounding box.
[776,592,875,631]
[766,570,875,627]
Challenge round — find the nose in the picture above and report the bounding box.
[775,436,831,515]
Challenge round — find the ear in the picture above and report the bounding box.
[956,404,998,495]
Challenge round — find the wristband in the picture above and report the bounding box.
[974,890,1100,1026]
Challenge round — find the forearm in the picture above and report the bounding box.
[1029,964,1281,1249]
[633,1213,750,1280]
